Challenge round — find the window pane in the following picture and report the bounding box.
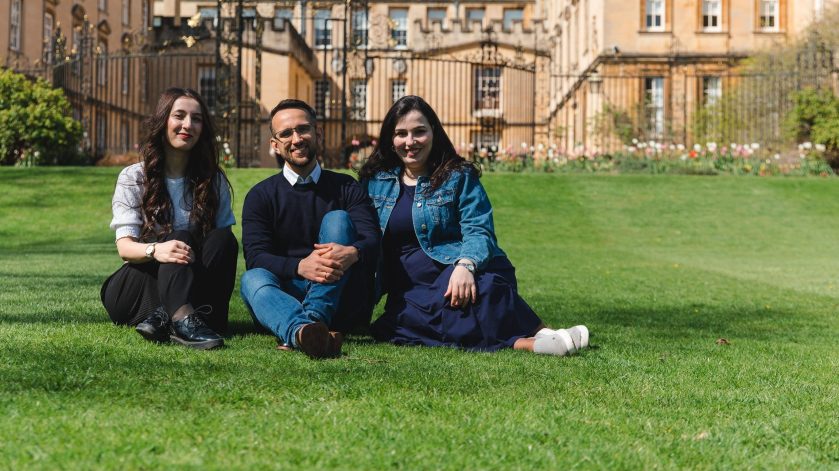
[352,9,368,46]
[645,77,665,138]
[315,9,332,46]
[467,9,485,25]
[315,80,330,118]
[391,80,406,103]
[474,67,502,111]
[10,0,21,51]
[44,13,54,62]
[703,76,722,105]
[274,8,292,29]
[350,80,366,120]
[503,9,523,30]
[390,9,407,47]
[199,67,217,109]
[427,8,446,25]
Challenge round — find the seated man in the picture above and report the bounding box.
[240,99,380,359]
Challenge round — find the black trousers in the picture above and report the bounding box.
[100,228,238,333]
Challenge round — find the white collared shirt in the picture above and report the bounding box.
[282,161,322,186]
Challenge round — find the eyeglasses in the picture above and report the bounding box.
[273,124,314,141]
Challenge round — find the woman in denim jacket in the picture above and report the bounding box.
[359,96,589,356]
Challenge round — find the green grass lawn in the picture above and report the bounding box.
[1,168,837,469]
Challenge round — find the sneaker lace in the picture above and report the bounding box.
[189,305,213,326]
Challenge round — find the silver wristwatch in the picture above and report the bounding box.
[145,242,157,259]
[456,260,476,274]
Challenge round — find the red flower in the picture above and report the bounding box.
[689,150,697,159]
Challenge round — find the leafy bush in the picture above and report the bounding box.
[785,87,839,168]
[0,68,83,165]
[591,103,636,146]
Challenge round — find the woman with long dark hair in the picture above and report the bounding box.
[100,87,238,349]
[359,95,589,355]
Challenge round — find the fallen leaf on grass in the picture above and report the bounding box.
[694,431,710,441]
[715,338,730,346]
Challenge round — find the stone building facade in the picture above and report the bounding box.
[540,0,836,153]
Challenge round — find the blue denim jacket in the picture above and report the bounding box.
[363,167,505,270]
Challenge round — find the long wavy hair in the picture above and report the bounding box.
[139,87,228,241]
[358,95,479,192]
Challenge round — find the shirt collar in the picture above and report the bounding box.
[282,161,321,186]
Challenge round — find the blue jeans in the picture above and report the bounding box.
[240,211,357,348]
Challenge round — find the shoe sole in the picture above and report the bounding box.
[296,322,330,359]
[136,325,168,343]
[327,331,343,358]
[169,335,224,350]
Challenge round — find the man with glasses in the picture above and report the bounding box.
[240,99,380,359]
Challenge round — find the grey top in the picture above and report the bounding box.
[110,162,235,241]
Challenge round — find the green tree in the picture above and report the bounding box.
[0,68,83,165]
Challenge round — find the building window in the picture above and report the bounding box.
[350,80,367,120]
[198,7,218,28]
[471,131,499,151]
[142,0,149,29]
[198,67,216,109]
[315,80,330,118]
[10,0,22,52]
[391,79,406,103]
[44,12,55,63]
[703,76,722,105]
[645,0,665,31]
[352,8,368,47]
[390,8,408,48]
[759,0,779,30]
[466,8,485,29]
[474,67,502,111]
[503,8,524,31]
[702,0,721,31]
[120,121,130,153]
[99,0,107,12]
[314,9,332,47]
[273,7,293,29]
[97,113,107,154]
[122,0,131,25]
[97,40,108,86]
[644,77,665,138]
[427,8,446,26]
[816,0,825,18]
[121,56,130,95]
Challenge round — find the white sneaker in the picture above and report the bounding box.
[567,325,589,350]
[536,325,589,351]
[533,328,575,356]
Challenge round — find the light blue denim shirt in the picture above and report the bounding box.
[363,167,505,270]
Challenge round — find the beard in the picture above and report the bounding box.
[279,142,318,170]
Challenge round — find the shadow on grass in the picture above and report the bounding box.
[577,303,809,343]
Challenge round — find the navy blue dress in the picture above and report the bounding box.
[370,182,543,351]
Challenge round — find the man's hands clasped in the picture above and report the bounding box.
[297,243,359,283]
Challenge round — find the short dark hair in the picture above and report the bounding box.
[269,99,317,134]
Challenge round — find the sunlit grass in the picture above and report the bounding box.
[0,168,837,469]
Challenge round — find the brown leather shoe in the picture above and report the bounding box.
[295,322,330,359]
[327,331,344,358]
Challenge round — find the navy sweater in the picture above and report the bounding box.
[242,170,380,280]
